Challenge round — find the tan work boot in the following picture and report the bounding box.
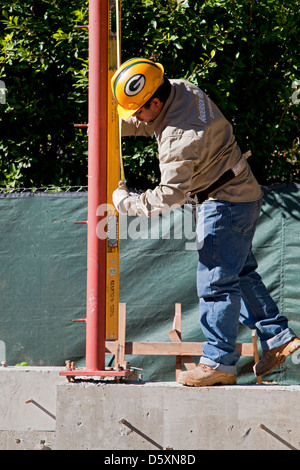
[253,337,300,376]
[177,364,236,387]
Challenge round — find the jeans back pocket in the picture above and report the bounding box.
[230,200,262,234]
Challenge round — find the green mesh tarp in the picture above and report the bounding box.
[0,185,299,384]
[0,192,88,367]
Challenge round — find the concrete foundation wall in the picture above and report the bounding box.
[55,382,300,451]
[1,367,299,450]
[0,367,63,450]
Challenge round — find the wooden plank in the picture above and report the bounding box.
[168,329,181,343]
[115,302,126,366]
[236,342,254,356]
[173,303,182,333]
[181,357,197,370]
[172,303,182,378]
[106,341,255,357]
[106,341,203,356]
[252,330,263,384]
[168,329,196,374]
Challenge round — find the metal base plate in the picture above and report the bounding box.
[59,368,133,381]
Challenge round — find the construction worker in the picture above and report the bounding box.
[111,58,300,386]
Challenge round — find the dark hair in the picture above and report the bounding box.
[143,77,171,109]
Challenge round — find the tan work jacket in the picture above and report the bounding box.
[121,79,262,217]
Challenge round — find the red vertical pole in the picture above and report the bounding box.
[60,0,130,379]
[85,0,108,371]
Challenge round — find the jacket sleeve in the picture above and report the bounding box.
[121,117,155,137]
[123,131,202,217]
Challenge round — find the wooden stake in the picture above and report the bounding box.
[115,302,126,366]
[168,304,196,379]
[252,330,263,384]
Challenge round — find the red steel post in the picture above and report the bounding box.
[60,1,130,379]
[85,0,108,371]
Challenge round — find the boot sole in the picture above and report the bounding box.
[254,338,300,376]
[281,338,300,357]
[178,377,236,387]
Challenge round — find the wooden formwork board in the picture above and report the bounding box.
[105,303,262,383]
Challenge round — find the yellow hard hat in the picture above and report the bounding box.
[111,58,164,120]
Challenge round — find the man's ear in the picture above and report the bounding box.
[152,97,164,110]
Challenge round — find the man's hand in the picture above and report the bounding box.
[113,180,129,214]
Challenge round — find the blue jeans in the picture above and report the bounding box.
[196,199,295,374]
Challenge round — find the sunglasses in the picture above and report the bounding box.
[133,107,144,116]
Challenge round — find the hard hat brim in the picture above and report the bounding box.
[117,104,139,121]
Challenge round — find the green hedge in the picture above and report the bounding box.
[0,0,299,189]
